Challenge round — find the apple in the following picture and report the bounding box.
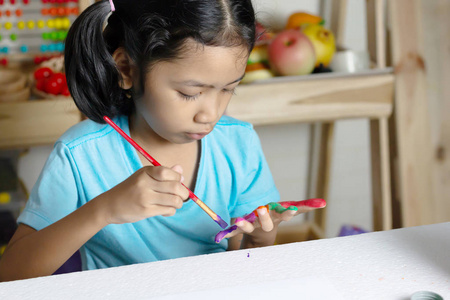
[301,24,336,67]
[267,29,316,76]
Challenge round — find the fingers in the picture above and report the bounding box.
[150,180,190,201]
[235,217,256,233]
[150,192,184,209]
[233,206,274,235]
[144,165,184,183]
[280,209,297,222]
[269,199,326,215]
[170,165,184,183]
[218,225,241,241]
[142,166,189,200]
[256,206,274,232]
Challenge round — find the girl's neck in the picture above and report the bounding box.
[128,112,199,164]
[128,113,200,190]
[128,113,166,149]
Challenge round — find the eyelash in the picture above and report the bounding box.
[178,88,237,101]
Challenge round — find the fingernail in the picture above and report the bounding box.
[257,205,268,216]
[180,175,184,183]
[287,206,298,212]
[235,217,245,223]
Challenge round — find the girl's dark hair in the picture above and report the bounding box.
[65,0,256,123]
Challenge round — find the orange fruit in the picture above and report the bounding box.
[285,12,324,30]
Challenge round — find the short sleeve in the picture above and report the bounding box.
[17,142,80,230]
[230,128,280,218]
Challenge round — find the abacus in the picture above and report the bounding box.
[0,0,89,67]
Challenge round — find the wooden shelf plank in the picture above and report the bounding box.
[0,71,394,149]
[0,99,81,149]
[228,72,394,126]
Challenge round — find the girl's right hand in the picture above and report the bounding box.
[95,165,190,225]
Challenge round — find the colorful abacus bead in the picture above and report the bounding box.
[27,20,35,29]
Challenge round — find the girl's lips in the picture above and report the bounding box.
[187,132,210,140]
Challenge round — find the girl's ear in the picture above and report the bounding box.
[112,47,135,90]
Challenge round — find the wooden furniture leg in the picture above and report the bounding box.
[310,122,335,239]
[366,0,387,69]
[370,117,392,230]
[389,0,436,227]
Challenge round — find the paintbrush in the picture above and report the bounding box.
[103,116,228,229]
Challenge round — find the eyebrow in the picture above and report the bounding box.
[177,73,246,88]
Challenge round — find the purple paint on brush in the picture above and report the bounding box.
[216,216,228,229]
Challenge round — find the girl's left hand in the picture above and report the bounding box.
[216,199,326,245]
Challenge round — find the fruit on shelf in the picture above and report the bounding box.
[33,66,69,96]
[44,74,64,95]
[301,23,336,68]
[285,11,324,30]
[248,44,269,65]
[267,29,316,76]
[33,67,53,80]
[242,62,274,84]
[255,22,275,45]
[243,44,274,83]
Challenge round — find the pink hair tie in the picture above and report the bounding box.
[109,0,115,12]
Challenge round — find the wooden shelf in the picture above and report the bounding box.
[228,68,394,126]
[0,98,81,149]
[0,69,394,149]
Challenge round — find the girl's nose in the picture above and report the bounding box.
[194,97,219,124]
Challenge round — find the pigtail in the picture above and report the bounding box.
[65,1,124,123]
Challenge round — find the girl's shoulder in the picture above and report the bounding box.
[210,115,259,148]
[56,116,124,149]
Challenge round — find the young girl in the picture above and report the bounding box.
[0,0,321,281]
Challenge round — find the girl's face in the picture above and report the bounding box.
[134,40,248,144]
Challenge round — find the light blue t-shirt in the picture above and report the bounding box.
[17,115,279,270]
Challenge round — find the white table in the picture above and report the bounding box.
[1,223,449,300]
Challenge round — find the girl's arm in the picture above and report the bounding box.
[0,198,108,281]
[0,165,188,282]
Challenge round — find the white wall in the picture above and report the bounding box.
[17,0,373,238]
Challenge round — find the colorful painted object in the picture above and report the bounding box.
[215,198,326,243]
